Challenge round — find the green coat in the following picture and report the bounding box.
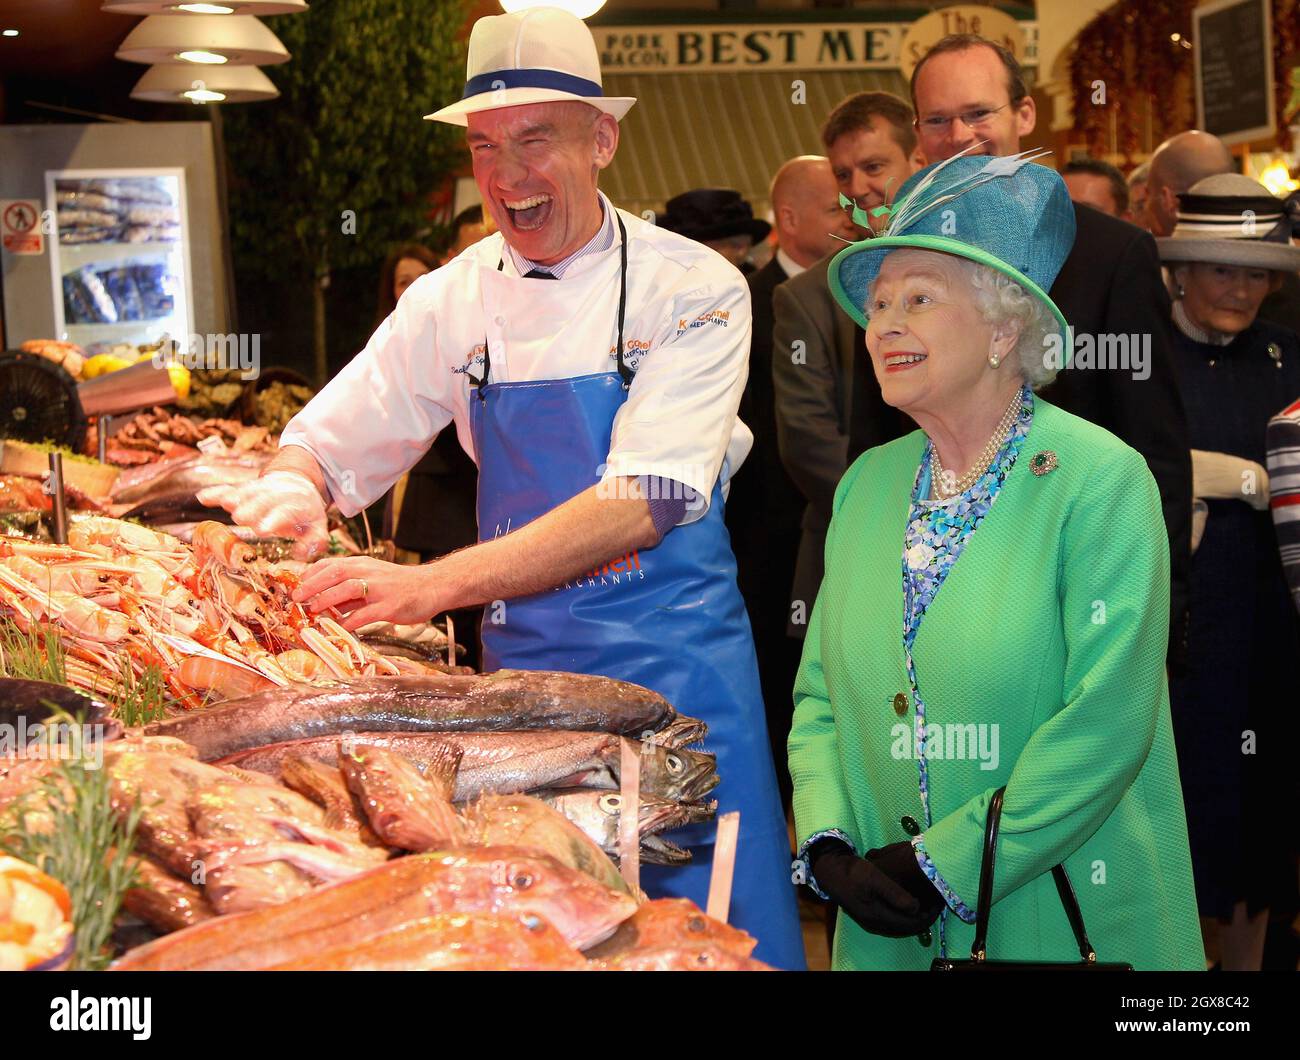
[789,398,1204,971]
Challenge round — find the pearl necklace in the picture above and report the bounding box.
[929,389,1022,501]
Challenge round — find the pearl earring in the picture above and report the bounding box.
[1176,283,1185,299]
[988,354,1001,368]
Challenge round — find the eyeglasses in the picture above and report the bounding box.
[915,103,1012,134]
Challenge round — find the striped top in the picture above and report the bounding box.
[1267,395,1300,613]
[506,193,616,278]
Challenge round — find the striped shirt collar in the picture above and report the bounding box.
[506,193,615,279]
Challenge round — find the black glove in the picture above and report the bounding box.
[864,841,948,921]
[809,838,945,938]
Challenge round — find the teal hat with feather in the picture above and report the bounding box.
[829,147,1076,342]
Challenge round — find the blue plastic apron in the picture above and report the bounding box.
[466,219,805,969]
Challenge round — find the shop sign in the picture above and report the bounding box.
[897,7,1028,80]
[1,200,44,255]
[596,15,1035,75]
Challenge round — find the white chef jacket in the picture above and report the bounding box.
[281,193,754,526]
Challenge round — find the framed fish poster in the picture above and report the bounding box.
[44,167,195,351]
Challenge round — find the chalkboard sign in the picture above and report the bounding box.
[1194,0,1276,145]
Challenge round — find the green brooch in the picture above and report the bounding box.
[1030,450,1058,476]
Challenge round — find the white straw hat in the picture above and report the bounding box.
[1157,173,1300,273]
[425,7,636,127]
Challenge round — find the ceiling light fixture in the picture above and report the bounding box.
[130,63,280,103]
[102,1,307,14]
[116,14,290,65]
[176,49,228,63]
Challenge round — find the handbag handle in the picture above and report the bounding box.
[969,786,1097,963]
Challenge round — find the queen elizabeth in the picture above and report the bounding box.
[788,153,1205,970]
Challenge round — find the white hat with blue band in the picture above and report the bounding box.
[425,6,636,127]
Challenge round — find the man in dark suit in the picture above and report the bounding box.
[773,93,923,647]
[904,34,1192,662]
[730,156,857,808]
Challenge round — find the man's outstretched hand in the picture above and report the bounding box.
[291,556,442,630]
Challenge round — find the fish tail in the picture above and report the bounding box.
[422,739,464,800]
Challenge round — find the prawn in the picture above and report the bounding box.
[174,656,277,700]
[0,566,133,643]
[191,521,257,574]
[0,554,109,597]
[274,648,326,683]
[67,516,185,557]
[211,572,273,628]
[0,537,99,563]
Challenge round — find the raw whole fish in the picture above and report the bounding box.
[150,669,679,761]
[112,848,638,970]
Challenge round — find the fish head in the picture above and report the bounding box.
[596,790,712,842]
[538,791,715,866]
[640,745,719,803]
[595,791,697,866]
[560,792,621,851]
[430,847,636,950]
[652,714,709,748]
[628,898,758,958]
[634,798,717,866]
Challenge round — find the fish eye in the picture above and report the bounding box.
[666,754,684,775]
[687,916,706,933]
[599,794,621,813]
[512,871,535,890]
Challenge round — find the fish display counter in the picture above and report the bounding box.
[0,521,762,969]
[0,338,768,970]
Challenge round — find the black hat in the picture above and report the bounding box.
[657,189,771,244]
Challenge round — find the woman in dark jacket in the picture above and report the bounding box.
[375,241,482,666]
[1159,174,1300,970]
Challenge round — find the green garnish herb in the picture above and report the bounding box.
[0,617,67,685]
[1,749,141,971]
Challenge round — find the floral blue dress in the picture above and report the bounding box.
[905,384,1033,953]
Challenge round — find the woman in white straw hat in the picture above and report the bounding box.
[199,6,806,968]
[1159,173,1300,970]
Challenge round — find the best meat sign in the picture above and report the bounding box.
[597,9,1034,74]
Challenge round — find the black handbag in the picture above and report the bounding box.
[931,787,1133,971]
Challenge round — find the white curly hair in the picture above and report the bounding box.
[963,260,1059,389]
